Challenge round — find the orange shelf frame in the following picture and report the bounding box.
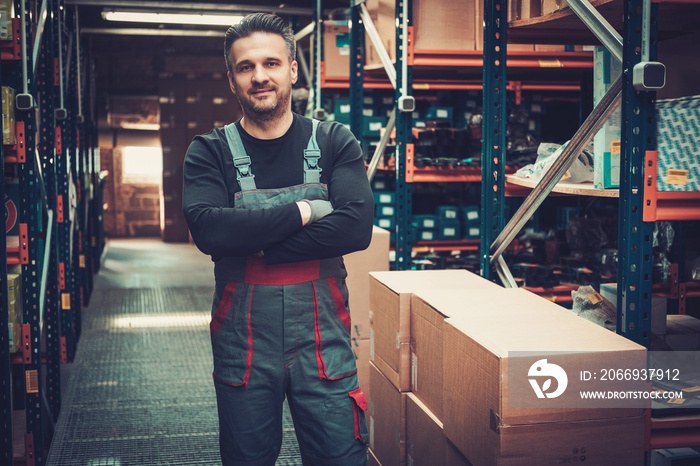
[644,151,700,222]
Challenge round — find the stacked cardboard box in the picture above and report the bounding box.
[420,287,646,466]
[365,0,479,68]
[368,270,647,465]
[344,226,391,398]
[368,270,500,464]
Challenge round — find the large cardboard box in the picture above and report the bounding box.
[593,46,622,189]
[324,21,350,78]
[406,393,472,466]
[353,337,371,399]
[369,361,407,466]
[369,270,497,392]
[345,226,391,341]
[365,0,478,67]
[410,277,501,421]
[431,288,646,466]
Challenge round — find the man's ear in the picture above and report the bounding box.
[227,71,237,95]
[291,60,298,85]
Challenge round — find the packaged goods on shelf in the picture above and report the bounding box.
[508,0,541,21]
[658,315,700,351]
[6,264,22,352]
[364,0,480,67]
[412,214,437,230]
[375,204,395,217]
[651,447,700,466]
[2,85,16,145]
[374,216,394,231]
[0,0,11,40]
[541,0,567,16]
[437,220,461,240]
[656,94,700,192]
[600,283,667,336]
[593,46,622,189]
[416,287,646,466]
[323,21,350,78]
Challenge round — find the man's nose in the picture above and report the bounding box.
[252,65,268,83]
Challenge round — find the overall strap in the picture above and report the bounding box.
[224,123,257,191]
[304,119,322,184]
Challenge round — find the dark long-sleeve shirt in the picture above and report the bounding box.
[183,113,374,265]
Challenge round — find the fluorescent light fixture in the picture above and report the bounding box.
[102,10,244,27]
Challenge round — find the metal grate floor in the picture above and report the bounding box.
[46,239,302,466]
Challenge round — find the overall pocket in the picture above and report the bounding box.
[210,281,254,387]
[312,278,357,381]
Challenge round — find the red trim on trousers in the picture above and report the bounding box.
[210,282,237,336]
[327,277,352,331]
[313,282,356,381]
[349,388,368,442]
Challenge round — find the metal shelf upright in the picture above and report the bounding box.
[482,0,660,346]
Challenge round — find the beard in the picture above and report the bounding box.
[236,83,292,123]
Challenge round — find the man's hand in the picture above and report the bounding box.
[296,199,333,226]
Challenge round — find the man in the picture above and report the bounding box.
[183,13,374,466]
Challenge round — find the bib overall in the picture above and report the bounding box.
[211,121,369,466]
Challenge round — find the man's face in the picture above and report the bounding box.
[228,32,298,122]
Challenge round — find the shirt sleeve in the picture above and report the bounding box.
[263,123,375,264]
[182,134,304,259]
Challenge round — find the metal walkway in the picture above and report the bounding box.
[46,238,302,466]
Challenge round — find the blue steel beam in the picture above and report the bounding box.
[481,0,507,280]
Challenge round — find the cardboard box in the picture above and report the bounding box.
[410,278,502,422]
[369,270,497,392]
[324,21,350,78]
[406,393,472,466]
[593,46,622,189]
[369,361,407,466]
[656,95,700,192]
[2,86,16,145]
[509,0,542,21]
[541,0,567,16]
[345,226,391,341]
[432,288,646,466]
[365,0,478,67]
[353,338,371,399]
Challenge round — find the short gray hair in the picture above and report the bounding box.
[224,13,296,73]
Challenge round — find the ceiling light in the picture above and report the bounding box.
[102,10,244,27]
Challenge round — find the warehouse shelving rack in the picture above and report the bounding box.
[333,0,594,269]
[482,0,700,454]
[1,0,100,463]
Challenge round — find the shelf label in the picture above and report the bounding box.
[666,169,688,186]
[588,292,604,305]
[611,140,621,155]
[26,370,39,393]
[79,254,86,268]
[538,59,562,68]
[62,293,71,310]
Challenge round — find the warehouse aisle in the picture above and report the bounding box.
[46,238,302,466]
